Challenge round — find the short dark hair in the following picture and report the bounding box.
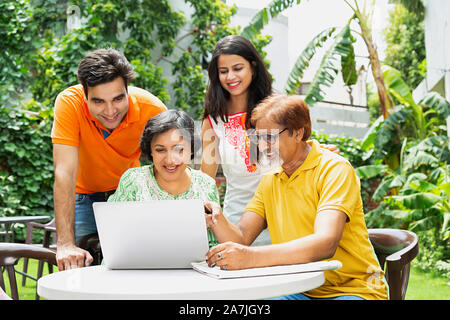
[203,35,272,129]
[140,109,198,162]
[251,94,312,141]
[77,48,136,98]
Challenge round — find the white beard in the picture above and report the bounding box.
[258,148,284,174]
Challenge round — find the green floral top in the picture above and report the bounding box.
[108,164,219,247]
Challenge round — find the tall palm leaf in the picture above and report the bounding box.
[303,23,355,106]
[240,0,301,40]
[283,27,336,94]
[382,65,425,139]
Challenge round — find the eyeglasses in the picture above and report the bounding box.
[247,128,288,145]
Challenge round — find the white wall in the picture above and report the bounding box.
[422,0,450,141]
[423,0,450,94]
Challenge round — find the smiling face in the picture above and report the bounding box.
[85,76,129,131]
[217,54,254,99]
[150,128,192,185]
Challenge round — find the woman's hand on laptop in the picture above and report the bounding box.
[56,243,93,271]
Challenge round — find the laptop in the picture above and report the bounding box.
[93,199,209,269]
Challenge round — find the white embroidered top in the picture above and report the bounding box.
[207,113,271,246]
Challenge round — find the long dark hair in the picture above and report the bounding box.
[203,35,272,129]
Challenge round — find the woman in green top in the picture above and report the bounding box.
[108,109,219,247]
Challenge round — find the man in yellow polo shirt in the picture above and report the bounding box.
[205,94,388,300]
[51,48,166,271]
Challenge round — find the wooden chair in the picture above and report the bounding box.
[368,228,419,300]
[76,233,103,266]
[22,218,57,286]
[0,232,102,300]
[0,243,57,300]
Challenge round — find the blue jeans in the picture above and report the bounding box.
[268,293,365,300]
[74,193,107,242]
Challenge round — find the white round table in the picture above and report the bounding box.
[37,265,324,300]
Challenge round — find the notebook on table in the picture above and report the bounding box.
[191,260,342,279]
[93,199,209,269]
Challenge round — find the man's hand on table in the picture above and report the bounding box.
[56,243,93,271]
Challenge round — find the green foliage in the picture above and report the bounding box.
[384,3,426,89]
[0,107,54,240]
[357,137,450,277]
[357,75,449,275]
[389,0,424,15]
[311,131,370,168]
[412,230,450,278]
[0,0,66,105]
[30,0,187,111]
[361,65,443,172]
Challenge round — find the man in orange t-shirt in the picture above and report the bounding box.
[51,48,166,270]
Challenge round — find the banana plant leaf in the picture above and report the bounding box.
[360,115,384,151]
[284,27,336,94]
[431,165,450,184]
[410,216,439,233]
[439,182,450,198]
[304,23,355,106]
[409,180,442,195]
[389,174,405,189]
[373,176,394,201]
[240,0,301,40]
[403,150,440,171]
[388,192,441,210]
[418,91,450,119]
[403,172,428,190]
[383,209,423,222]
[355,164,388,179]
[382,65,416,107]
[340,31,357,87]
[407,136,450,165]
[374,107,414,150]
[382,65,425,139]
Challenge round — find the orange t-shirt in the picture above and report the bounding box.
[51,84,167,193]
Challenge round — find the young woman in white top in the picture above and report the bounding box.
[201,35,337,246]
[201,35,272,245]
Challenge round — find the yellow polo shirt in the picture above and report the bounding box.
[246,140,388,300]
